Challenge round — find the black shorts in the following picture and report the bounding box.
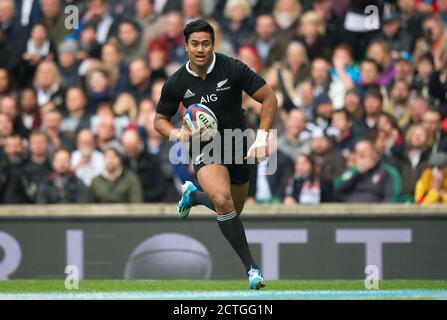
[189,132,253,185]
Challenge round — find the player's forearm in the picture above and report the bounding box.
[154,115,179,140]
[258,91,278,132]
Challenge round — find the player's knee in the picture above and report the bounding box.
[211,192,234,214]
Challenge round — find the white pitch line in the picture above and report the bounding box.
[0,290,447,300]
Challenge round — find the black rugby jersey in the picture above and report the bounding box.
[156,52,266,131]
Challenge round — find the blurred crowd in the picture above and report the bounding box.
[1,0,447,205]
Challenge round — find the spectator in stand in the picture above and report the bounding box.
[439,0,447,27]
[0,68,14,96]
[0,134,28,203]
[117,18,146,64]
[328,43,360,109]
[311,92,333,131]
[397,0,425,51]
[408,96,429,127]
[428,46,447,111]
[398,124,431,202]
[71,128,105,187]
[40,0,70,48]
[421,107,447,153]
[352,89,384,139]
[33,60,65,109]
[2,134,25,167]
[384,79,411,129]
[295,10,332,61]
[393,51,414,85]
[102,46,128,91]
[219,0,255,53]
[0,0,27,73]
[277,108,311,161]
[135,0,165,45]
[94,114,119,152]
[85,66,114,108]
[21,23,53,87]
[61,87,92,139]
[91,102,129,138]
[20,131,51,203]
[81,0,117,45]
[343,88,363,121]
[330,108,357,157]
[366,40,395,87]
[113,93,138,124]
[310,57,330,97]
[18,87,42,132]
[140,98,180,202]
[358,59,381,95]
[206,19,235,58]
[0,95,28,138]
[272,0,302,41]
[414,15,447,74]
[282,154,333,204]
[415,152,447,204]
[101,40,130,92]
[154,12,187,67]
[182,0,204,25]
[334,139,401,203]
[37,148,88,204]
[295,80,315,121]
[0,113,13,149]
[126,58,152,103]
[78,23,102,60]
[57,39,82,88]
[412,53,434,100]
[247,134,293,204]
[272,41,310,113]
[247,14,283,67]
[41,109,75,154]
[89,142,144,203]
[121,129,167,202]
[15,0,42,28]
[376,112,405,160]
[377,7,413,54]
[146,39,169,80]
[310,129,346,182]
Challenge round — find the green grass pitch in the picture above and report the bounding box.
[0,280,446,293]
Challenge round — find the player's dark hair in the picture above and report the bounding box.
[184,19,215,44]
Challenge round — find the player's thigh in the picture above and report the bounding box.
[231,182,249,215]
[196,164,234,212]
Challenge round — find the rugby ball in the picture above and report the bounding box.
[184,103,218,141]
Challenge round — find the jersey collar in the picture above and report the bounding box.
[186,52,216,77]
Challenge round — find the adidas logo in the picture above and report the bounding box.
[184,89,195,99]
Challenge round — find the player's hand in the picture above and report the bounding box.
[245,130,269,163]
[175,119,192,142]
[177,119,205,142]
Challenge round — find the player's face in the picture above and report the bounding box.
[186,32,214,68]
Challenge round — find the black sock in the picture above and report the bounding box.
[191,190,216,212]
[217,210,257,273]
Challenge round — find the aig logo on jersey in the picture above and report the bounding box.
[201,94,218,104]
[216,79,231,91]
